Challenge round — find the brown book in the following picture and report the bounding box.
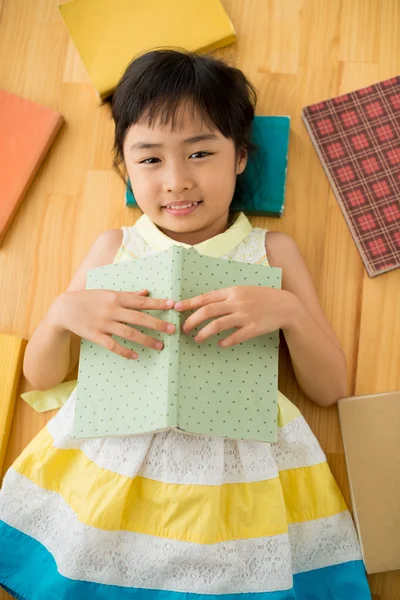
[0,89,64,246]
[338,391,400,574]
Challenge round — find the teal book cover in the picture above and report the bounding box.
[73,246,282,442]
[125,116,290,217]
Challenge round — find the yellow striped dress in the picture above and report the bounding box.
[0,211,371,599]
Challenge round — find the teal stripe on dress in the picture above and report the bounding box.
[0,520,371,600]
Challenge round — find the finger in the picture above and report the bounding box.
[119,290,175,311]
[217,325,256,348]
[193,314,240,343]
[174,288,226,312]
[182,302,232,334]
[109,322,166,352]
[116,307,176,335]
[96,333,139,360]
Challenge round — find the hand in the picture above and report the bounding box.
[51,289,176,359]
[174,286,293,348]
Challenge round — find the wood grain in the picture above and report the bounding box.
[0,0,399,597]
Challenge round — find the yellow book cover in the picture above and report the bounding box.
[0,333,27,477]
[59,0,237,100]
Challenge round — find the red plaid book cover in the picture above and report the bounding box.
[302,76,400,277]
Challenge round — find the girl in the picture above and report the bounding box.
[0,49,371,599]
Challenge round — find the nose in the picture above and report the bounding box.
[162,161,194,194]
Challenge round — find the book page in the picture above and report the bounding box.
[176,248,282,443]
[73,248,179,438]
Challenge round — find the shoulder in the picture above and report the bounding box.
[263,229,311,296]
[96,227,124,246]
[90,228,124,261]
[66,228,123,294]
[264,230,300,268]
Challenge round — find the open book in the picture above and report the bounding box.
[73,246,282,442]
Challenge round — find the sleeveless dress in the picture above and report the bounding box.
[0,212,371,600]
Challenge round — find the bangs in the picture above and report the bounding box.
[136,95,218,135]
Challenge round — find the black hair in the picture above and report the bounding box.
[107,48,260,211]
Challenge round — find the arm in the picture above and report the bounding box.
[23,229,123,391]
[266,232,347,407]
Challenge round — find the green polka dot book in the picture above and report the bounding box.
[73,246,282,442]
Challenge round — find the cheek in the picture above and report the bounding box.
[127,167,158,199]
[206,163,236,197]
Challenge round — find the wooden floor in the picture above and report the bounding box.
[0,0,399,598]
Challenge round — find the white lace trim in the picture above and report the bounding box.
[46,390,325,485]
[290,511,362,574]
[271,417,326,471]
[0,469,293,593]
[222,228,269,265]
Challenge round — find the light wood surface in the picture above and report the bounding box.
[0,1,399,598]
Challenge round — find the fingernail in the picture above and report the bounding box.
[155,341,164,350]
[165,300,174,308]
[167,324,175,332]
[175,302,183,310]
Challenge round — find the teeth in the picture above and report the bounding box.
[166,202,198,209]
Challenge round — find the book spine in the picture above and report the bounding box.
[0,334,27,477]
[165,245,183,428]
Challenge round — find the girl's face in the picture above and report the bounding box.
[122,102,247,245]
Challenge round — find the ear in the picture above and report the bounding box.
[236,149,248,175]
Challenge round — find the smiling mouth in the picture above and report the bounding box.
[163,201,202,209]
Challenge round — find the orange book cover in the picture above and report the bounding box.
[0,89,64,245]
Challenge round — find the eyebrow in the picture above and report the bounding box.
[130,133,219,151]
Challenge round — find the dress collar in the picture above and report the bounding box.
[134,211,253,257]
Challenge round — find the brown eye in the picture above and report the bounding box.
[190,152,211,159]
[140,157,160,164]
